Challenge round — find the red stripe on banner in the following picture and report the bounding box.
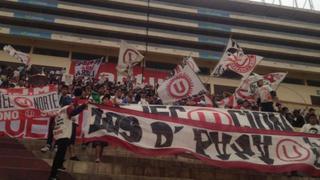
[93,104,320,139]
[84,135,320,177]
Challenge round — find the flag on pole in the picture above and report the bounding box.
[117,40,144,75]
[174,65,183,75]
[157,65,206,104]
[3,45,30,65]
[219,72,287,108]
[184,56,200,73]
[211,39,262,79]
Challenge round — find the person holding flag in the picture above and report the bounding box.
[255,78,278,112]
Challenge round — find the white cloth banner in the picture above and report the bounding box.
[3,45,30,65]
[121,105,293,131]
[74,59,102,78]
[83,105,320,176]
[157,65,206,104]
[211,39,262,79]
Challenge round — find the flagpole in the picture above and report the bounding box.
[141,0,150,85]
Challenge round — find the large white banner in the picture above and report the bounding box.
[211,39,262,79]
[84,105,320,176]
[74,58,102,78]
[121,105,293,131]
[157,65,206,104]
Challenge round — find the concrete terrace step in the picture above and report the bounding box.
[22,139,319,180]
[72,173,194,180]
[0,137,75,180]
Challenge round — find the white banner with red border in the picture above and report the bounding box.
[0,85,60,120]
[84,104,320,176]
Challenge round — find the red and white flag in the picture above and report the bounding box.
[157,65,206,104]
[211,39,262,79]
[117,40,144,75]
[184,56,200,73]
[3,45,30,65]
[220,72,287,108]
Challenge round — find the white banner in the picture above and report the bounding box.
[74,59,102,78]
[211,39,262,79]
[3,45,30,65]
[157,65,206,104]
[117,40,144,76]
[0,85,60,114]
[84,105,320,176]
[121,105,293,131]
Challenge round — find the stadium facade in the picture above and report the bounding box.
[0,0,319,110]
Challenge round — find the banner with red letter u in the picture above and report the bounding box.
[84,104,320,176]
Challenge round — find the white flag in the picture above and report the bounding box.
[184,56,200,73]
[263,72,287,90]
[211,39,262,79]
[235,72,287,104]
[3,45,30,65]
[157,65,206,104]
[117,40,144,69]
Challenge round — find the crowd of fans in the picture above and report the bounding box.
[1,64,319,128]
[1,64,319,179]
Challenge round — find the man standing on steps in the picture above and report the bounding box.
[49,99,87,180]
[255,78,278,112]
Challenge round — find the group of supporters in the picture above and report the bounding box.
[1,64,320,179]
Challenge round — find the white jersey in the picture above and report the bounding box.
[53,106,73,140]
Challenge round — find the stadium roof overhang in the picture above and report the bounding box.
[163,0,320,23]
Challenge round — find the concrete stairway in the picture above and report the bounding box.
[0,136,74,180]
[22,139,318,180]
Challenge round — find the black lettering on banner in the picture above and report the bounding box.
[88,107,104,133]
[243,111,257,129]
[119,116,142,143]
[104,112,121,135]
[151,122,174,147]
[230,135,254,160]
[252,112,267,130]
[193,129,212,158]
[169,106,186,118]
[279,115,293,131]
[226,110,242,127]
[150,106,169,116]
[303,137,320,168]
[267,113,285,131]
[252,135,274,165]
[43,96,49,110]
[261,112,274,130]
[210,132,232,160]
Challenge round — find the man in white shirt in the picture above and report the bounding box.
[301,114,320,134]
[255,79,277,112]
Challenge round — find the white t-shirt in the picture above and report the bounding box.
[138,98,149,105]
[300,124,320,134]
[53,106,73,140]
[256,85,273,103]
